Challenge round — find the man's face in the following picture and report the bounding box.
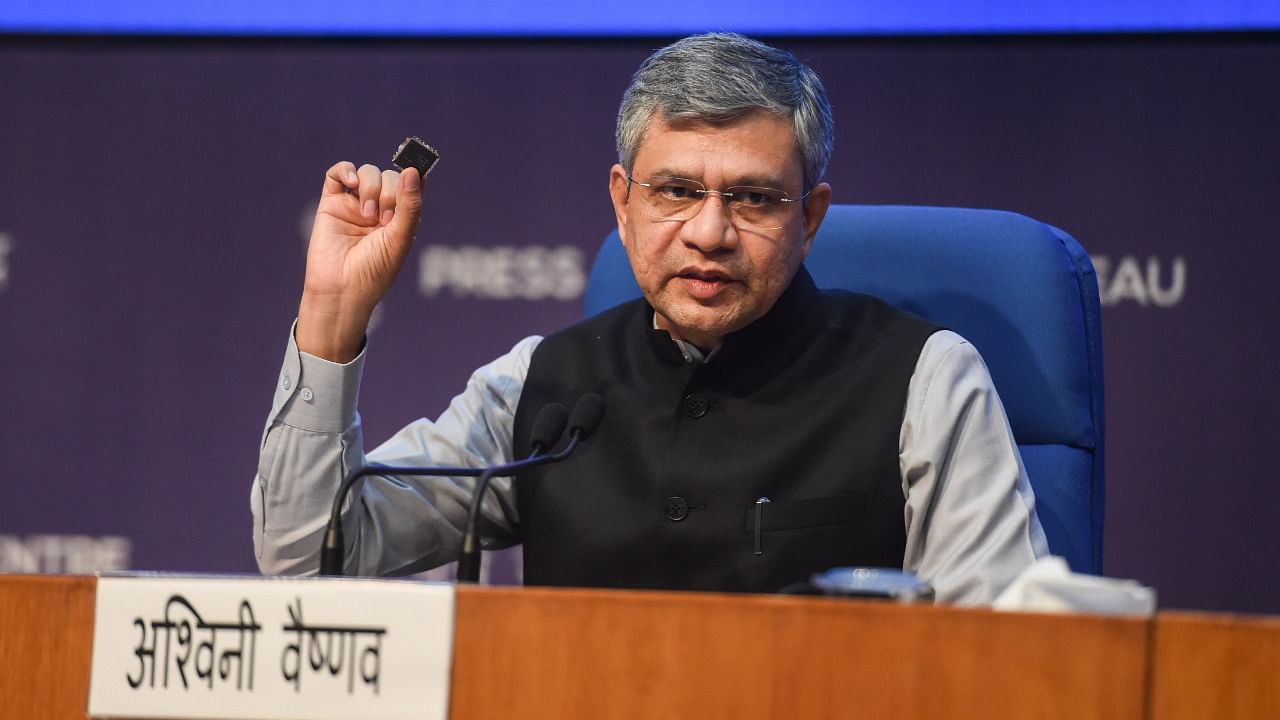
[609,111,831,349]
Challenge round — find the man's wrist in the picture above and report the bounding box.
[296,296,370,363]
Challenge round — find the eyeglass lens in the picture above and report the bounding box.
[634,177,799,230]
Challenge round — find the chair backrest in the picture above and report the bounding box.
[584,205,1105,574]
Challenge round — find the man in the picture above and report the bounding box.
[253,33,1047,604]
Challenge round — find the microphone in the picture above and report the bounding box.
[318,402,569,576]
[566,391,605,441]
[455,392,604,582]
[528,402,571,455]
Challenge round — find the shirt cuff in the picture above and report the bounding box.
[271,322,366,433]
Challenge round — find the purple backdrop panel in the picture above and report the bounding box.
[0,36,1276,613]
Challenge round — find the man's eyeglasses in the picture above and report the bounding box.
[627,176,808,232]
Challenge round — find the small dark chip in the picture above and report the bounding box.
[392,137,440,176]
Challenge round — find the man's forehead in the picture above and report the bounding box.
[632,111,803,181]
[645,108,792,138]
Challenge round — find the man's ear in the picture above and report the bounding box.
[608,164,632,246]
[799,182,832,257]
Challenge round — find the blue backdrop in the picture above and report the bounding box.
[3,1,1279,35]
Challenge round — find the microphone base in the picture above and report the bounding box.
[319,528,345,576]
[456,549,482,584]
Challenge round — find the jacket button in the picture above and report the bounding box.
[683,393,708,418]
[665,496,689,521]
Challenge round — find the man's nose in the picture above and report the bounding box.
[678,194,739,253]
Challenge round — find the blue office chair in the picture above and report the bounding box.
[583,205,1105,574]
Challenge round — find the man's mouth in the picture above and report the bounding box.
[675,268,734,299]
[676,267,732,282]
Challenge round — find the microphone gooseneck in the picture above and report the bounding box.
[320,397,602,579]
[319,401,580,577]
[320,461,484,576]
[456,393,604,583]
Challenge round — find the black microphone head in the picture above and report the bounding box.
[567,392,606,439]
[529,403,569,452]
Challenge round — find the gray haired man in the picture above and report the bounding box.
[254,33,1047,604]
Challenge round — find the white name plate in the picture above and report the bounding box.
[88,574,455,720]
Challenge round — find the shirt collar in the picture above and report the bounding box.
[652,313,718,364]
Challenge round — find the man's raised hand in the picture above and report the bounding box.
[295,162,424,363]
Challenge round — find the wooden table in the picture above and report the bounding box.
[2,575,1277,719]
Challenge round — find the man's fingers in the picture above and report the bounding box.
[322,161,359,196]
[356,164,383,221]
[379,170,399,226]
[318,162,413,229]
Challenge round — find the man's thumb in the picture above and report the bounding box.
[389,168,425,240]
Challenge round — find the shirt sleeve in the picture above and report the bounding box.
[251,324,541,577]
[899,330,1050,605]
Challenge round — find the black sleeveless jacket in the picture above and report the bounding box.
[513,268,940,592]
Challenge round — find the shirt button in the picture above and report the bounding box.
[683,393,708,418]
[665,496,689,522]
[300,387,315,402]
[281,373,291,391]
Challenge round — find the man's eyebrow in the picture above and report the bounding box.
[644,168,695,180]
[729,175,790,190]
